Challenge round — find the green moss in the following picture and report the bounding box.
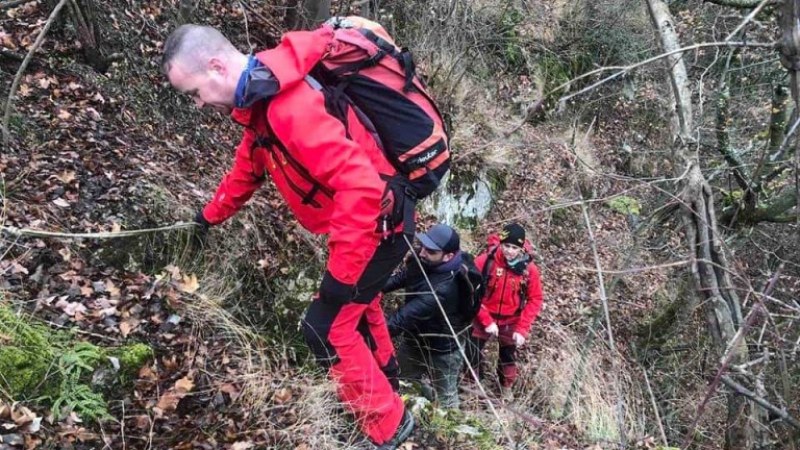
[0,307,56,396]
[606,195,642,216]
[111,343,153,381]
[0,303,152,422]
[722,189,744,207]
[0,347,52,396]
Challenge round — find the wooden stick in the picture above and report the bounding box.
[1,222,196,240]
[642,367,669,447]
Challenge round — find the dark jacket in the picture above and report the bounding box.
[384,252,469,352]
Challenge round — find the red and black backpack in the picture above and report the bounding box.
[311,16,450,199]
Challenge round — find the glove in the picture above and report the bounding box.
[513,332,526,348]
[190,210,211,251]
[318,271,355,304]
[485,322,499,337]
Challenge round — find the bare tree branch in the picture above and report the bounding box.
[724,0,775,41]
[551,41,775,104]
[720,375,800,429]
[703,0,778,8]
[2,0,70,150]
[643,366,669,447]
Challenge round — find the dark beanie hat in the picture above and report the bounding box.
[500,223,525,247]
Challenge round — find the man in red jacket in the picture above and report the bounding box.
[469,223,543,400]
[161,24,413,449]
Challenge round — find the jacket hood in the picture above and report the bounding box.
[230,26,335,124]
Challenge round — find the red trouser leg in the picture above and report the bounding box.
[302,233,409,444]
[361,294,400,390]
[303,298,404,444]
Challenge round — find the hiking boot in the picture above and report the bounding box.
[373,408,414,450]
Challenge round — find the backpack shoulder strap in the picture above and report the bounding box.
[480,246,499,281]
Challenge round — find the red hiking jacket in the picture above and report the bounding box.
[201,27,397,285]
[474,234,543,337]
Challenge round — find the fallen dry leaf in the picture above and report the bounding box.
[174,375,194,394]
[272,387,292,404]
[178,274,199,294]
[155,391,180,412]
[119,319,139,337]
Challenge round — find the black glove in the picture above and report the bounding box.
[318,271,355,304]
[191,210,211,250]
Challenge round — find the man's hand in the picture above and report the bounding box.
[191,211,211,250]
[319,271,355,304]
[512,332,526,347]
[485,322,499,337]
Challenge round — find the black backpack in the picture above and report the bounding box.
[456,252,486,322]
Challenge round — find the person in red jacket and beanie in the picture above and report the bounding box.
[468,223,543,400]
[161,24,413,449]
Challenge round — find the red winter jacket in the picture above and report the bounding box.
[474,234,543,337]
[201,27,397,285]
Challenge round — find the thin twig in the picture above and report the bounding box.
[681,304,764,449]
[642,367,669,447]
[579,201,615,352]
[2,0,70,149]
[574,259,691,274]
[724,0,774,41]
[1,222,196,240]
[579,198,628,446]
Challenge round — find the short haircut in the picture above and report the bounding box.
[161,24,238,75]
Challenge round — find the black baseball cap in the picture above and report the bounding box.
[416,224,460,253]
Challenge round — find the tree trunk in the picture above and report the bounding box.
[65,0,109,72]
[644,0,759,448]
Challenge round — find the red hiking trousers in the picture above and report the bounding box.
[302,232,408,444]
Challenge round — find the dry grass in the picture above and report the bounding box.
[520,322,649,445]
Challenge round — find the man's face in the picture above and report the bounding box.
[501,243,523,261]
[167,58,235,114]
[419,246,445,265]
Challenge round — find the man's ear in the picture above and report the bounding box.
[207,57,226,76]
[443,252,455,262]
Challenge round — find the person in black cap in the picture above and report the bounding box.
[466,222,543,401]
[382,224,472,409]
